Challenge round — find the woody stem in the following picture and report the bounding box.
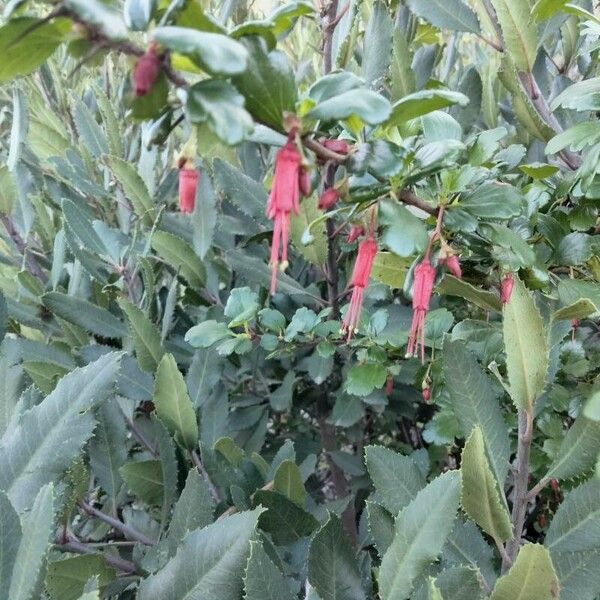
[424,205,446,259]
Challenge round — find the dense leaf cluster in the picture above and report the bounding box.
[0,0,599,599]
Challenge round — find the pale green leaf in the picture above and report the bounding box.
[273,460,306,506]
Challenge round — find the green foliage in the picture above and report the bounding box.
[0,0,598,597]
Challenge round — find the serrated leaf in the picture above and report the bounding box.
[0,339,24,437]
[152,231,206,289]
[379,471,461,600]
[406,0,480,33]
[0,353,121,511]
[167,468,214,555]
[461,427,512,542]
[443,339,510,488]
[489,544,559,600]
[137,509,262,600]
[362,1,394,88]
[73,99,108,158]
[364,446,426,515]
[0,491,21,600]
[88,399,127,513]
[154,353,198,450]
[307,514,366,600]
[490,0,538,73]
[545,415,600,481]
[253,490,318,544]
[366,501,394,556]
[8,484,54,600]
[46,555,116,600]
[119,299,164,373]
[273,460,305,506]
[107,156,155,225]
[119,460,164,505]
[61,199,107,257]
[460,182,522,219]
[439,274,503,312]
[186,349,225,408]
[503,277,548,412]
[192,168,217,259]
[553,298,598,321]
[244,540,297,600]
[42,292,127,339]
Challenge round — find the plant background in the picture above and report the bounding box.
[0,0,599,599]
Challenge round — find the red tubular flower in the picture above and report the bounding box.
[347,225,364,243]
[299,167,312,197]
[501,273,514,305]
[178,168,198,213]
[318,188,339,211]
[422,387,431,402]
[267,139,302,294]
[133,45,161,97]
[406,258,436,362]
[341,236,378,340]
[441,254,462,279]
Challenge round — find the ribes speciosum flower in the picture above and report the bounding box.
[441,254,462,279]
[341,235,378,340]
[318,187,339,211]
[406,258,436,362]
[501,273,514,304]
[133,44,161,97]
[299,166,312,197]
[266,136,302,294]
[422,387,431,402]
[347,225,364,243]
[178,168,199,213]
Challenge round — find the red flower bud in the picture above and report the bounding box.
[178,168,199,213]
[322,139,351,154]
[133,46,161,97]
[501,273,514,305]
[442,254,462,279]
[299,167,312,197]
[571,318,580,330]
[385,375,393,397]
[347,225,364,243]
[422,388,431,402]
[318,187,339,211]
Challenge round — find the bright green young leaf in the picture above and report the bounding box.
[185,320,233,348]
[490,544,559,600]
[307,514,366,600]
[154,353,198,450]
[379,471,461,600]
[503,277,549,412]
[154,27,247,75]
[460,427,512,543]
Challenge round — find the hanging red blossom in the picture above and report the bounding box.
[341,236,378,340]
[501,273,514,305]
[178,168,198,213]
[318,187,339,211]
[133,45,161,97]
[441,254,462,279]
[406,258,436,362]
[299,167,312,197]
[266,138,302,294]
[347,225,364,243]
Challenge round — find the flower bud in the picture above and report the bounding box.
[318,187,339,211]
[501,273,514,305]
[133,45,161,97]
[442,254,462,279]
[422,387,431,402]
[179,168,199,213]
[347,225,364,243]
[322,139,351,154]
[299,167,312,197]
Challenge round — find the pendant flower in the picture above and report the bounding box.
[347,225,364,243]
[133,44,161,97]
[267,137,302,295]
[178,168,199,213]
[299,166,312,197]
[341,235,378,340]
[318,187,339,211]
[441,254,462,279]
[406,258,436,362]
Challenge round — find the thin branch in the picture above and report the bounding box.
[191,450,221,503]
[78,500,156,546]
[525,477,550,502]
[0,215,48,284]
[118,405,159,458]
[58,535,138,574]
[397,189,439,216]
[303,137,349,163]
